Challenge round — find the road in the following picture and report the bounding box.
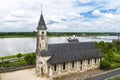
[85,68,120,80]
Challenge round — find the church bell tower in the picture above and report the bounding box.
[36,12,47,55]
[36,9,48,76]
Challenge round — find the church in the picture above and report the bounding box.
[36,12,103,78]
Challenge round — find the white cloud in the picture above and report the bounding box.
[78,0,92,4]
[103,13,114,18]
[0,0,120,32]
[92,9,101,16]
[48,23,69,32]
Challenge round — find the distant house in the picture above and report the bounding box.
[36,13,103,78]
[112,39,120,43]
[65,37,79,43]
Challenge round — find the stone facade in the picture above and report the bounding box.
[48,58,101,78]
[36,55,101,78]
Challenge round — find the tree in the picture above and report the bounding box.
[17,53,22,60]
[24,53,35,65]
[105,49,114,62]
[100,59,110,70]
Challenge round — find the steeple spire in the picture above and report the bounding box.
[37,5,47,30]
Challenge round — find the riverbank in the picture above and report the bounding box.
[0,32,119,38]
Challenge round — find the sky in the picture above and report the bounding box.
[0,0,120,32]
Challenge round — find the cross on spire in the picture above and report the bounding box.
[41,4,42,14]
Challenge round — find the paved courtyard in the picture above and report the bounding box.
[0,68,104,80]
[0,68,48,80]
[54,69,104,80]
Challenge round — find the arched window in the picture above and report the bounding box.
[95,58,97,63]
[80,60,82,65]
[63,63,66,70]
[72,61,74,68]
[42,31,44,35]
[54,64,57,71]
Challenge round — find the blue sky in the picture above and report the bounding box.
[0,0,120,32]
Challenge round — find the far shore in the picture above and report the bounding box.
[0,32,119,38]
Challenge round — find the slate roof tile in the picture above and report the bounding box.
[40,42,103,64]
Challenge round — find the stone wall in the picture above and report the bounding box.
[36,56,51,76]
[49,57,100,78]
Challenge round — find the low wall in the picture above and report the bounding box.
[0,65,35,73]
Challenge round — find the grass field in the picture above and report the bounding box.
[0,52,35,60]
[109,52,120,69]
[108,76,120,80]
[0,52,35,68]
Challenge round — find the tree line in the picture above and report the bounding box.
[0,32,120,38]
[95,41,120,70]
[0,32,36,37]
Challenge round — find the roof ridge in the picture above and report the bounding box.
[48,42,94,45]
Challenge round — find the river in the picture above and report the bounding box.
[0,36,118,57]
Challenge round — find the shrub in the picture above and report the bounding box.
[105,50,114,62]
[17,53,22,59]
[24,54,35,65]
[100,59,110,70]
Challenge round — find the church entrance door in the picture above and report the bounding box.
[41,67,43,75]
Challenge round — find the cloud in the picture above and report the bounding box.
[78,0,92,4]
[92,9,101,16]
[48,23,69,32]
[0,0,120,32]
[103,13,114,18]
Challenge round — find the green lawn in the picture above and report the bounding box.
[0,52,35,68]
[109,52,120,69]
[0,52,35,60]
[108,76,120,80]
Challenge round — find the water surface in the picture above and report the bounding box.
[0,36,118,57]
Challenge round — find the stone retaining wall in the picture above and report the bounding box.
[0,65,35,73]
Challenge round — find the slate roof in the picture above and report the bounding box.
[37,14,47,30]
[40,42,103,65]
[67,38,79,43]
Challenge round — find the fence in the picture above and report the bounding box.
[0,65,35,73]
